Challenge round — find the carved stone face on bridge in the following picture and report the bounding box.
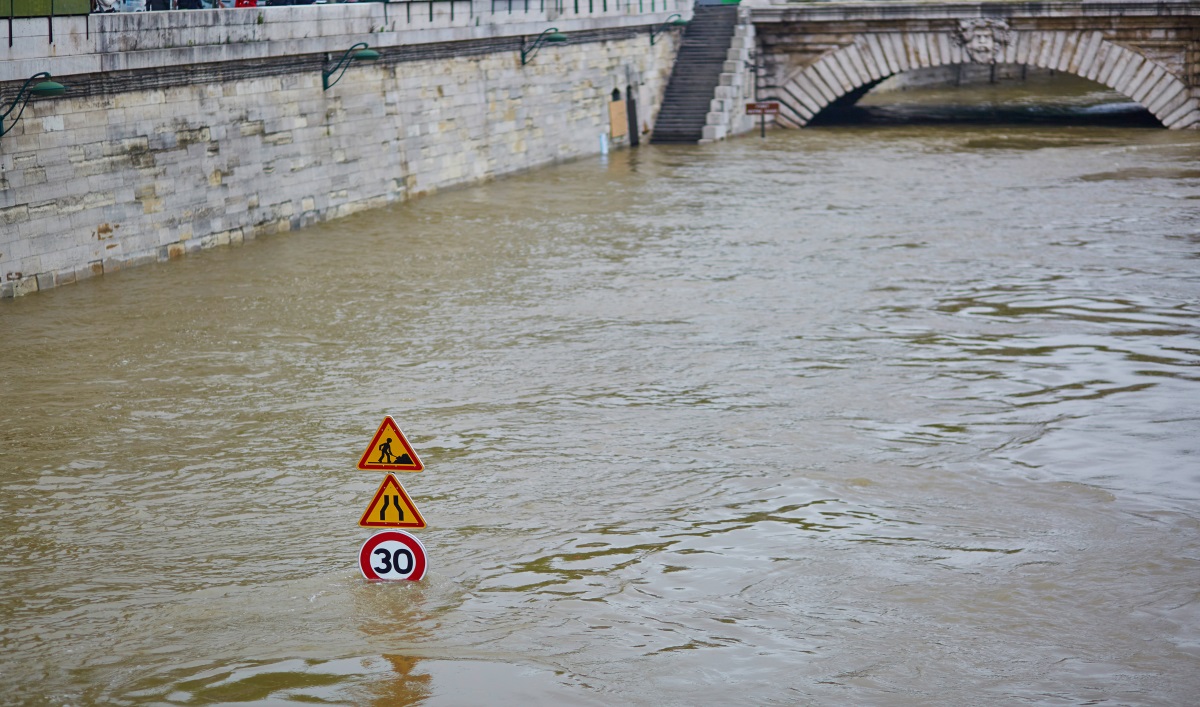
[955,19,1012,64]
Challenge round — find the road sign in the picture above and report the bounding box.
[360,473,427,529]
[359,530,428,581]
[745,101,780,115]
[358,416,424,472]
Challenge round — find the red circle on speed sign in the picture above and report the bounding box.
[359,530,428,581]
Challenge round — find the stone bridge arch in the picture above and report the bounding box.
[772,25,1198,130]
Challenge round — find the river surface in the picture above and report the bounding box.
[2,77,1199,705]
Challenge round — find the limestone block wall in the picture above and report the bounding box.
[0,4,687,297]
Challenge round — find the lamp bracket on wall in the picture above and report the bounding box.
[1,72,67,140]
[323,43,382,91]
[650,14,687,45]
[521,28,568,66]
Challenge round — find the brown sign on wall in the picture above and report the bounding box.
[609,100,629,138]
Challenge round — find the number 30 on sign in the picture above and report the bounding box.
[359,530,428,582]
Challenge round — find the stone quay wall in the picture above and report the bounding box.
[0,2,689,297]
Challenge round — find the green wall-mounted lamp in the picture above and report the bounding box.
[323,43,382,91]
[650,14,687,45]
[521,28,567,66]
[0,72,67,140]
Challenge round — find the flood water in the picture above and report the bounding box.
[2,76,1199,705]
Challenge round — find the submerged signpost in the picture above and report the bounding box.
[356,416,429,581]
[745,101,780,138]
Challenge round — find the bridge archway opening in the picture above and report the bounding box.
[773,30,1196,130]
[805,65,1159,128]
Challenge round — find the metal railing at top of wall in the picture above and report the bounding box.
[86,0,689,15]
[488,0,683,14]
[4,0,690,49]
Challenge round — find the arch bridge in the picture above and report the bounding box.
[752,1,1200,129]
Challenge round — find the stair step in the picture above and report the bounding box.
[652,5,740,145]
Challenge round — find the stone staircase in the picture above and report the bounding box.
[650,5,741,144]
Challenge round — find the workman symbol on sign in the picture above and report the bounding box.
[377,437,394,463]
[376,437,413,465]
[357,417,424,472]
[379,494,404,522]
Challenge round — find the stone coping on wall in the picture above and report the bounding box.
[16,23,668,99]
[2,1,692,80]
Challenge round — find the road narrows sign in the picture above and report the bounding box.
[359,530,428,581]
[360,473,427,529]
[357,416,424,472]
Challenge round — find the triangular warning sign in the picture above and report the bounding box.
[360,474,427,529]
[357,416,424,472]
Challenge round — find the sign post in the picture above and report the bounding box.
[744,55,771,139]
[357,417,430,581]
[745,101,780,139]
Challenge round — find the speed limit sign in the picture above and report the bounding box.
[359,530,428,581]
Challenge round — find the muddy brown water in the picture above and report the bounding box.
[2,76,1199,705]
